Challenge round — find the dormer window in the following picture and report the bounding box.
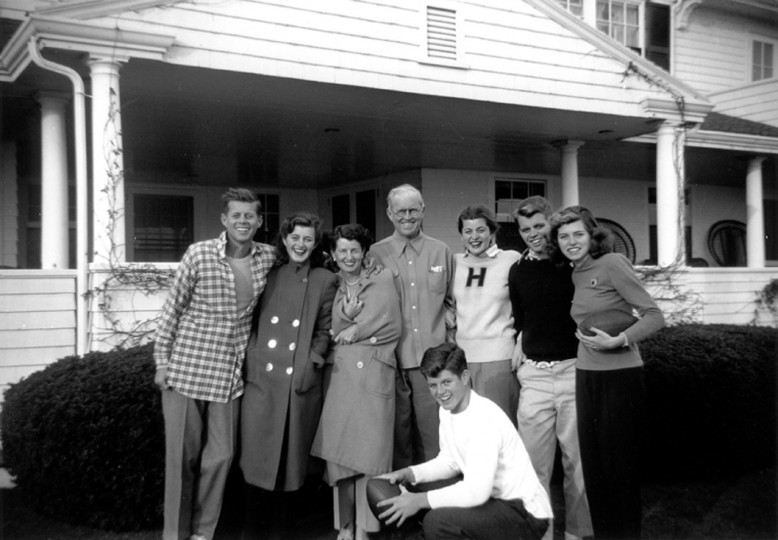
[596,0,641,53]
[753,40,774,81]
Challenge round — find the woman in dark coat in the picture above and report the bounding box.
[240,212,337,533]
[311,224,401,540]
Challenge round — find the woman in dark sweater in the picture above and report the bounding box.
[549,206,664,540]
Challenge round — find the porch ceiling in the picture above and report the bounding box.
[4,55,667,189]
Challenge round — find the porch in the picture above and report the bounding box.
[1,266,775,398]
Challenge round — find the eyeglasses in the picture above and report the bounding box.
[390,207,423,219]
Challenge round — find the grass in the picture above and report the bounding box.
[2,467,775,540]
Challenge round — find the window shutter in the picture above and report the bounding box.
[426,6,457,61]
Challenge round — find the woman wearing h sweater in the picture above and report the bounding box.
[549,206,664,540]
[452,205,521,424]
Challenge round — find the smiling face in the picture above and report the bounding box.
[460,218,495,257]
[518,212,550,258]
[221,201,261,250]
[282,225,317,264]
[556,219,591,263]
[387,191,425,240]
[426,368,471,414]
[332,238,365,278]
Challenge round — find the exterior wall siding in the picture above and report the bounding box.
[0,270,77,397]
[674,6,778,95]
[708,80,778,128]
[84,0,672,116]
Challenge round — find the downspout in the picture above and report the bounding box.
[27,38,89,355]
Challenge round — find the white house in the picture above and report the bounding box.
[0,0,776,394]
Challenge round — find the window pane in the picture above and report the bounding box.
[626,4,639,25]
[495,181,512,201]
[613,3,624,24]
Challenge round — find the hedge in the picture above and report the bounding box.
[1,343,163,530]
[0,324,775,530]
[641,324,776,481]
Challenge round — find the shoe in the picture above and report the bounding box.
[337,525,355,540]
[355,526,369,540]
[190,535,208,540]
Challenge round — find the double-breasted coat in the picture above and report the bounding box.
[240,262,337,491]
[311,270,401,481]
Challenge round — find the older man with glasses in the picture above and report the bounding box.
[369,184,455,470]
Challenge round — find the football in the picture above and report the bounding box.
[578,309,637,337]
[366,477,402,521]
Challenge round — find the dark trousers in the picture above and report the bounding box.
[422,498,549,540]
[576,367,645,540]
[393,367,440,469]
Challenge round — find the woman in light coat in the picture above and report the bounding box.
[311,224,401,540]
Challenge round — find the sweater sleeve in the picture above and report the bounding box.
[508,261,524,335]
[607,254,665,343]
[411,412,500,508]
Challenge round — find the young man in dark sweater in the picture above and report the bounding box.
[508,196,592,540]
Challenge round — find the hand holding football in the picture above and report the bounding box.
[578,309,637,337]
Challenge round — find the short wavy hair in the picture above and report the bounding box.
[274,212,326,268]
[420,342,468,378]
[456,204,499,234]
[221,188,260,214]
[549,206,613,260]
[327,223,373,253]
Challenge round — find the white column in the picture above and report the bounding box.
[655,122,685,267]
[746,156,766,268]
[89,58,126,263]
[38,93,70,269]
[556,140,584,208]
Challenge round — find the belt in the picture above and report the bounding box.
[523,359,559,370]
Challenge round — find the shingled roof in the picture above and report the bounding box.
[701,112,778,138]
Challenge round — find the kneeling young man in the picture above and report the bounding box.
[378,343,553,540]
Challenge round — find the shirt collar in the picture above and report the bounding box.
[465,244,501,258]
[217,231,258,260]
[391,231,425,256]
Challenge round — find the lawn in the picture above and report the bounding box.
[3,467,774,539]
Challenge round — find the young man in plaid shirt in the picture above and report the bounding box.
[154,188,276,540]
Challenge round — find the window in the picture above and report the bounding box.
[253,193,280,244]
[494,178,546,216]
[133,194,194,262]
[753,40,774,81]
[597,0,641,53]
[555,0,584,17]
[645,3,670,70]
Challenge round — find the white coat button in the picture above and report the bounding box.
[271,316,279,324]
[411,282,415,287]
[302,277,308,283]
[289,343,296,351]
[292,319,300,327]
[268,339,277,348]
[286,367,293,375]
[357,361,364,369]
[265,363,273,372]
[370,337,377,344]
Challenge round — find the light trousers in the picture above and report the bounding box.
[162,389,239,540]
[517,358,592,539]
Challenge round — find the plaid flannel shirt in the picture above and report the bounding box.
[154,232,277,402]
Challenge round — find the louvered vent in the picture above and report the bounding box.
[426,6,457,61]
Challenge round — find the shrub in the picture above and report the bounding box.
[1,343,164,530]
[641,324,777,481]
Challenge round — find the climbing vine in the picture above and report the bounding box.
[635,262,703,325]
[85,87,174,348]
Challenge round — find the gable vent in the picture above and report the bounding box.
[426,6,457,61]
